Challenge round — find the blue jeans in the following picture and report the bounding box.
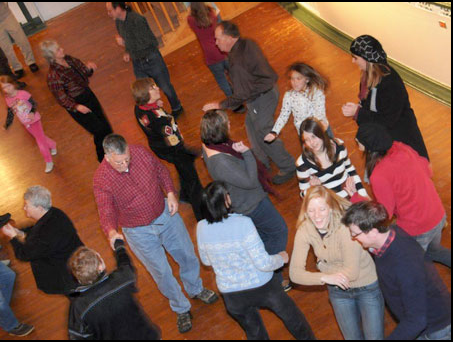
[248,196,288,283]
[207,60,232,97]
[122,200,203,314]
[414,215,450,268]
[132,50,182,111]
[0,263,19,332]
[327,280,384,340]
[417,324,451,340]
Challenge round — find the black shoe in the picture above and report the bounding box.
[177,311,192,333]
[29,63,39,73]
[14,69,24,79]
[8,323,34,337]
[272,170,295,185]
[171,107,184,119]
[232,104,246,114]
[0,213,11,227]
[17,81,27,89]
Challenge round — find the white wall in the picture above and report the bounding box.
[7,2,41,23]
[301,2,451,87]
[33,2,84,21]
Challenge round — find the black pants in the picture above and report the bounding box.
[152,145,203,221]
[0,48,16,79]
[68,88,113,162]
[222,275,315,340]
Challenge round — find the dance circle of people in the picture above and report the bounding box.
[0,2,451,340]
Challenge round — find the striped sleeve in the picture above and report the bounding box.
[296,154,315,197]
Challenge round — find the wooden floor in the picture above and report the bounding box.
[0,2,450,340]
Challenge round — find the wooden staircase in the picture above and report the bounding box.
[129,2,260,56]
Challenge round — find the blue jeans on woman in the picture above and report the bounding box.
[248,196,288,284]
[327,280,384,340]
[414,214,450,268]
[122,200,203,314]
[132,50,182,112]
[207,60,232,97]
[0,262,19,332]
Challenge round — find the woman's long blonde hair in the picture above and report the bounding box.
[297,185,350,231]
[364,62,390,89]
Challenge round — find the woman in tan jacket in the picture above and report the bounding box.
[289,185,384,340]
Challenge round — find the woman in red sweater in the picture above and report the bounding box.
[187,3,231,96]
[345,123,449,268]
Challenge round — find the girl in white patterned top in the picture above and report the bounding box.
[264,62,333,142]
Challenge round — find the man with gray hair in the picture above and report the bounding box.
[1,185,83,294]
[203,21,296,184]
[93,133,218,334]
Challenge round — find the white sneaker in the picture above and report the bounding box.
[50,148,57,156]
[45,162,54,173]
[1,259,11,266]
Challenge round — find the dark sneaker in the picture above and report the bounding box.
[9,323,34,336]
[177,311,192,333]
[232,104,246,114]
[17,81,27,89]
[191,288,219,304]
[14,69,24,79]
[272,170,295,185]
[29,63,39,72]
[171,107,184,119]
[282,279,292,292]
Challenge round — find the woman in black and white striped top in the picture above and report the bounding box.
[296,118,368,199]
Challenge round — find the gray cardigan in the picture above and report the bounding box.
[203,149,266,215]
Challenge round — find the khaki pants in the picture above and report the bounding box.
[0,11,35,71]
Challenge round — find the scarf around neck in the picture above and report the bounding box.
[206,139,277,196]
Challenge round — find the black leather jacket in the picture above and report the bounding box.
[67,240,161,340]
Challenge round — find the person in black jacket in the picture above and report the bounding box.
[131,77,203,221]
[342,34,429,161]
[1,185,83,295]
[67,233,161,340]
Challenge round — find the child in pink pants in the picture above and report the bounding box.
[1,75,56,173]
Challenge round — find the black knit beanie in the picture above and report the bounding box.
[356,123,393,152]
[350,35,387,64]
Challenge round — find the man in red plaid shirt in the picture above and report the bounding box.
[93,134,218,334]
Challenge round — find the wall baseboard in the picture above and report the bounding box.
[279,2,451,107]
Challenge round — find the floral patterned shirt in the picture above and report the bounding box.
[272,88,328,135]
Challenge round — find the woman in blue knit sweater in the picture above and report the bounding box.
[196,181,315,341]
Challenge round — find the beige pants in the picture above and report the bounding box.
[0,11,35,71]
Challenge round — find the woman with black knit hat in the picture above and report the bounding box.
[344,123,450,268]
[342,35,429,161]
